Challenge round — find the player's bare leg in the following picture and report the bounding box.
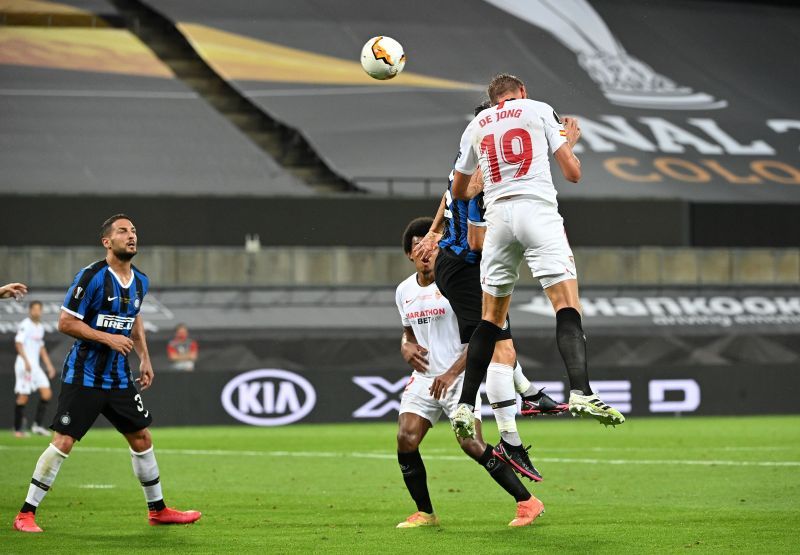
[124,428,202,526]
[452,292,512,438]
[396,413,439,528]
[544,279,625,426]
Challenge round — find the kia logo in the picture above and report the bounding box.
[221,369,316,426]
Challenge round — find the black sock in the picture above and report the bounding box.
[458,320,502,405]
[148,499,166,511]
[20,502,37,514]
[14,404,25,432]
[397,450,433,514]
[34,399,49,427]
[556,308,592,395]
[478,445,531,502]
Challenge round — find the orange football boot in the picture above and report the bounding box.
[508,496,545,527]
[13,512,43,533]
[148,507,202,526]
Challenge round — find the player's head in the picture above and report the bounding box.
[28,300,42,321]
[487,73,527,105]
[101,214,137,261]
[403,217,436,277]
[474,100,491,116]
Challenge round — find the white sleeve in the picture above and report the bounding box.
[396,286,411,327]
[541,104,568,154]
[14,320,27,344]
[453,122,479,175]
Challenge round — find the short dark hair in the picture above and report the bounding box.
[488,73,525,104]
[101,214,133,238]
[29,300,42,309]
[402,217,433,254]
[474,100,491,116]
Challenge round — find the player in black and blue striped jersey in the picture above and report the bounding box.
[13,214,201,533]
[415,103,569,483]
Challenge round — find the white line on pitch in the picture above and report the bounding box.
[1,445,797,467]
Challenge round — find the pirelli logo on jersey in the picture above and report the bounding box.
[96,314,135,331]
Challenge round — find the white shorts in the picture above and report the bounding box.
[14,359,50,395]
[481,196,576,297]
[399,373,482,426]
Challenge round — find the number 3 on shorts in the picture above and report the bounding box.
[134,393,146,414]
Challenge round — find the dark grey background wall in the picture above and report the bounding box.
[4,195,797,247]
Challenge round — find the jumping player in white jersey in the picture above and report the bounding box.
[394,217,544,529]
[449,74,625,438]
[13,301,57,437]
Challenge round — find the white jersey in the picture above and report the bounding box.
[395,274,464,378]
[454,98,567,207]
[15,317,45,369]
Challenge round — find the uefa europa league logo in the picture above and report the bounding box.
[485,0,727,110]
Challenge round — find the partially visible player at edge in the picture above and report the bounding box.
[13,214,201,533]
[449,74,625,438]
[13,300,57,437]
[413,100,568,480]
[395,218,544,528]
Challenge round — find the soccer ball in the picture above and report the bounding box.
[360,36,406,80]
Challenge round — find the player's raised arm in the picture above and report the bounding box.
[553,117,582,183]
[131,315,154,390]
[413,192,447,262]
[57,310,133,355]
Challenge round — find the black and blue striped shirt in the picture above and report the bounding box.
[61,260,149,389]
[438,168,486,265]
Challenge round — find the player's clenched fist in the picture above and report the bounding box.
[105,334,134,355]
[563,117,581,147]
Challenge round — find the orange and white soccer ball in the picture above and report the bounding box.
[360,36,406,80]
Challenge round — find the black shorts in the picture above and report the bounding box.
[50,382,153,440]
[435,248,513,344]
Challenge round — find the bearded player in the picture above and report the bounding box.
[449,74,625,439]
[394,217,544,529]
[13,214,201,533]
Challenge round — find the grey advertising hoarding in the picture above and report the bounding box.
[2,364,797,430]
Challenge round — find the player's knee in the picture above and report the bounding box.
[16,394,29,405]
[40,389,52,402]
[126,428,152,452]
[396,428,422,452]
[51,433,75,454]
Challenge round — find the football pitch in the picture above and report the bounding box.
[1,416,798,554]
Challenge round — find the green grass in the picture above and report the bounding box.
[1,416,799,554]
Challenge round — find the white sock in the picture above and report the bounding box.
[512,362,538,396]
[25,443,68,507]
[486,363,522,446]
[130,446,164,510]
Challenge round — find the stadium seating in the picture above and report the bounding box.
[0,21,311,196]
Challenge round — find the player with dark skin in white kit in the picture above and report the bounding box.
[394,217,545,529]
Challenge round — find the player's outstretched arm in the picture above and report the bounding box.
[413,192,446,262]
[0,282,27,299]
[57,310,133,355]
[131,316,154,390]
